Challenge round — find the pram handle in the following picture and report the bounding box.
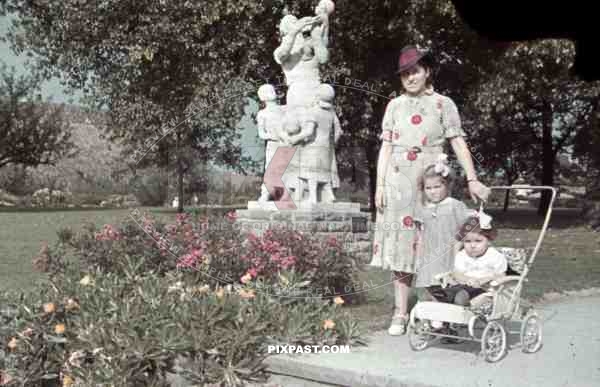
[484,185,557,267]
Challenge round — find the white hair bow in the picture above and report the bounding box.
[477,204,493,230]
[433,153,450,177]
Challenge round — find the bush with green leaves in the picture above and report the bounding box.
[40,211,363,303]
[1,254,365,386]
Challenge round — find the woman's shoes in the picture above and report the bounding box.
[388,314,408,335]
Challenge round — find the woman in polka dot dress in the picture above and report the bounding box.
[370,45,490,335]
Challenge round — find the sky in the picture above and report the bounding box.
[1,16,81,104]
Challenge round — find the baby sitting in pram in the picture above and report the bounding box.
[430,212,508,308]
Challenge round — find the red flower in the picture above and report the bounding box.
[403,216,414,228]
[407,151,417,161]
[393,132,400,140]
[421,136,428,146]
[411,114,422,125]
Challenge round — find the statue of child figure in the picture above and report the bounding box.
[288,83,342,204]
[256,84,285,202]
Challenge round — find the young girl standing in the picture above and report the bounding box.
[414,154,473,295]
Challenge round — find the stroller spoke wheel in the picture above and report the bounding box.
[521,312,543,353]
[408,320,435,351]
[481,321,507,362]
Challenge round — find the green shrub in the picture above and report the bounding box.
[42,211,362,305]
[1,254,364,386]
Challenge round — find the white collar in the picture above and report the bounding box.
[425,197,451,207]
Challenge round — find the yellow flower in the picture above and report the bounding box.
[43,302,56,314]
[79,275,94,286]
[238,288,255,299]
[333,296,344,305]
[240,273,252,284]
[62,375,74,387]
[215,287,225,299]
[278,273,289,286]
[190,284,211,295]
[323,319,335,330]
[7,337,18,350]
[54,323,66,335]
[65,298,79,311]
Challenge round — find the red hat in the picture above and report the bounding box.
[396,45,430,74]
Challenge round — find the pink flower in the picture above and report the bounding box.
[225,211,237,222]
[281,256,296,269]
[176,253,198,268]
[248,267,258,277]
[403,216,414,228]
[176,213,189,224]
[411,114,422,125]
[421,136,428,146]
[407,151,418,161]
[327,236,338,247]
[240,273,252,284]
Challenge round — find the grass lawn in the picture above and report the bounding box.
[1,206,598,333]
[0,206,236,290]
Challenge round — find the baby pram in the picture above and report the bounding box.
[407,185,557,362]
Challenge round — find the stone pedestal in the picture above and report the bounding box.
[235,201,372,263]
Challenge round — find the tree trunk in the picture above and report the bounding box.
[538,102,554,215]
[176,131,184,213]
[582,187,600,230]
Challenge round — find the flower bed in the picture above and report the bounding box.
[1,211,365,386]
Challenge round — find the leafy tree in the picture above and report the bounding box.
[2,0,272,211]
[2,0,502,213]
[466,40,600,213]
[0,62,73,170]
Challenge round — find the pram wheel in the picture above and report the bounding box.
[408,320,435,351]
[520,312,543,353]
[481,320,507,362]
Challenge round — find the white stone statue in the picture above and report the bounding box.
[255,1,340,207]
[256,84,286,202]
[273,1,332,108]
[293,84,342,204]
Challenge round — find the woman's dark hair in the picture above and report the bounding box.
[455,216,498,242]
[417,52,435,86]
